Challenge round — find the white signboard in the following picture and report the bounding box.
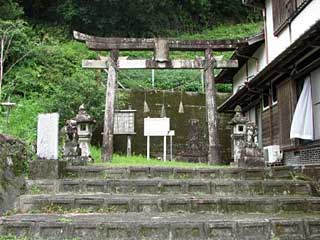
[37,113,59,160]
[144,118,170,136]
[114,110,136,135]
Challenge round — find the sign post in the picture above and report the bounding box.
[144,117,175,161]
[113,109,136,157]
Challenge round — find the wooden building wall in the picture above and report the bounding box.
[262,104,280,147]
[261,78,296,149]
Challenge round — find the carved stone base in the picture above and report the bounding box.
[29,159,67,179]
[71,156,89,166]
[238,147,265,168]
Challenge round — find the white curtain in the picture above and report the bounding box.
[290,77,314,140]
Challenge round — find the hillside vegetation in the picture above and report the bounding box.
[0,0,263,145]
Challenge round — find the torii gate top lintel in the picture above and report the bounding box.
[73,31,247,51]
[74,31,241,70]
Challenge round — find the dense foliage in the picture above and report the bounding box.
[19,0,261,37]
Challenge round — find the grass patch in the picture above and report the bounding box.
[29,184,42,194]
[0,235,79,240]
[0,237,30,240]
[57,217,72,223]
[90,146,228,169]
[178,22,263,40]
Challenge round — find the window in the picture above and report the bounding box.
[80,124,86,131]
[263,88,270,110]
[272,0,311,35]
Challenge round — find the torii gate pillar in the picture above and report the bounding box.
[204,49,221,164]
[102,50,118,162]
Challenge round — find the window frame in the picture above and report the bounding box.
[272,0,312,36]
[272,82,278,106]
[310,71,320,140]
[262,88,271,111]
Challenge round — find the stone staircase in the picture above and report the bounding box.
[1,166,320,239]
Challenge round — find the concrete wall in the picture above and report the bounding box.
[233,65,247,94]
[93,90,233,164]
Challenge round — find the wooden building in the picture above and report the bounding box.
[218,0,320,165]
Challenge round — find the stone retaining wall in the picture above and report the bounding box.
[92,90,232,163]
[0,134,27,213]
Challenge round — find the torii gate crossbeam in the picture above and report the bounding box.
[74,31,244,164]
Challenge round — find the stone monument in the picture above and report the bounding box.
[179,119,207,163]
[37,113,59,160]
[230,106,264,168]
[30,113,64,179]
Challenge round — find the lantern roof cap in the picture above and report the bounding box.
[74,104,95,123]
[229,105,248,125]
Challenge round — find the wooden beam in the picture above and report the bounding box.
[204,49,221,164]
[102,50,118,162]
[82,59,239,69]
[74,31,246,51]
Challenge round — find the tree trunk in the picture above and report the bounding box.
[204,48,221,164]
[102,50,118,162]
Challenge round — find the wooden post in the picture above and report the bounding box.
[102,50,119,162]
[170,135,173,161]
[147,136,150,160]
[204,48,221,164]
[201,69,205,93]
[152,69,155,88]
[163,136,167,162]
[127,135,132,157]
[0,38,4,100]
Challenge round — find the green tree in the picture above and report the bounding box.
[0,20,39,101]
[0,0,23,20]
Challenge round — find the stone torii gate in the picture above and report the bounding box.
[74,31,245,164]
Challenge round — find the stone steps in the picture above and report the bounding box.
[63,165,295,180]
[17,193,320,215]
[3,165,320,239]
[1,213,320,240]
[26,179,315,196]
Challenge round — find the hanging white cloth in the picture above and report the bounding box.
[290,76,314,140]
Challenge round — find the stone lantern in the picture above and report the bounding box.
[229,105,248,165]
[74,104,95,162]
[229,105,265,168]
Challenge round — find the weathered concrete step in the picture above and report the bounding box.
[64,165,295,180]
[17,193,320,214]
[1,213,320,240]
[26,179,315,196]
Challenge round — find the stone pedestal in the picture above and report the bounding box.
[64,141,83,165]
[71,156,88,166]
[29,159,67,179]
[238,147,265,168]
